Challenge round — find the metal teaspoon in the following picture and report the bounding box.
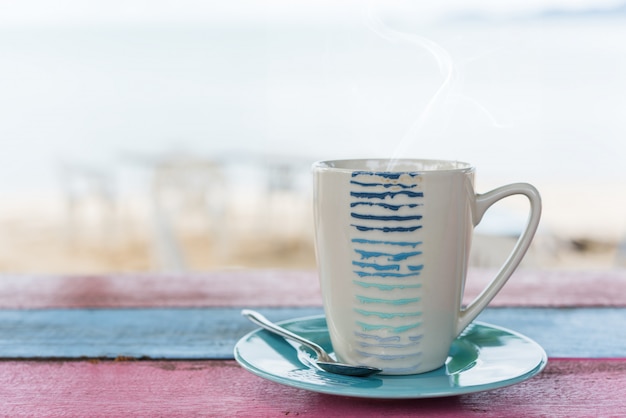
[241,309,382,377]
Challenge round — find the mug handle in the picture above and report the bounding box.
[456,183,542,334]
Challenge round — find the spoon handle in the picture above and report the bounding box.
[241,309,326,359]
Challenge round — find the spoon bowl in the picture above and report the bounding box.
[241,309,382,377]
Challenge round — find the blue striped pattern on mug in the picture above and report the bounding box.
[349,171,425,374]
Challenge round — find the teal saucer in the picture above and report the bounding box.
[234,315,547,399]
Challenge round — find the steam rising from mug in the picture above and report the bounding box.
[364,4,460,171]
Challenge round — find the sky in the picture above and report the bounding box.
[1,0,624,26]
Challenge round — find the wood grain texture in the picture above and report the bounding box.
[1,269,626,309]
[1,307,625,359]
[0,359,624,417]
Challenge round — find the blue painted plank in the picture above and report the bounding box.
[0,307,624,359]
[0,307,321,359]
[477,308,626,358]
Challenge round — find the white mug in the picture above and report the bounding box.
[312,159,541,375]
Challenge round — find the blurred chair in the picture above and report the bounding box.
[59,163,118,248]
[259,156,313,242]
[149,155,227,271]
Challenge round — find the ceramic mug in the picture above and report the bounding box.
[312,159,541,375]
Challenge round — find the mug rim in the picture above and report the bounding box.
[312,158,474,174]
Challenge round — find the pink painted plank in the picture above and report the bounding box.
[0,270,320,309]
[1,269,626,309]
[0,359,624,417]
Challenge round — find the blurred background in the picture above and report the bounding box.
[0,0,625,273]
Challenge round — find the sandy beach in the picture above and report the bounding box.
[0,179,622,275]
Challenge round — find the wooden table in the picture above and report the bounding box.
[1,269,626,416]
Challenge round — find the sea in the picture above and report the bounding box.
[1,12,625,238]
